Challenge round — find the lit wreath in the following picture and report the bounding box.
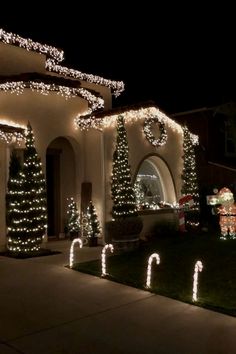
[143,116,167,147]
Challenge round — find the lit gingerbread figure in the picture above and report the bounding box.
[217,187,236,240]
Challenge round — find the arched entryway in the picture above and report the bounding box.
[46,137,76,238]
[134,155,176,209]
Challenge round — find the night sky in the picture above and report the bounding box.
[0,8,235,114]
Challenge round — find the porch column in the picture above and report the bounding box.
[0,142,8,251]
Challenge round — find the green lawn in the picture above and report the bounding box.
[73,230,236,317]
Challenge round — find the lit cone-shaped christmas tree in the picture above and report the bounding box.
[181,126,199,210]
[87,201,100,238]
[111,115,137,219]
[66,197,80,237]
[7,122,47,253]
[6,150,22,229]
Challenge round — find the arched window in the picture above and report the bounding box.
[134,159,164,209]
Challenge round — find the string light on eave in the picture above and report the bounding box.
[46,59,125,97]
[0,28,64,62]
[74,106,199,145]
[0,130,25,144]
[0,81,104,111]
[74,107,182,132]
[0,120,26,144]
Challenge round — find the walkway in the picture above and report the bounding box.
[0,240,235,354]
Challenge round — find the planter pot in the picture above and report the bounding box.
[105,217,143,254]
[88,237,98,247]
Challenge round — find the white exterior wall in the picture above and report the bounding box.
[127,121,183,200]
[0,92,109,246]
[102,119,183,224]
[0,42,46,75]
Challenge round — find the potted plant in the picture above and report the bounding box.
[87,201,100,247]
[66,197,80,240]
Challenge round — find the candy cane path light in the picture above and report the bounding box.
[146,253,160,289]
[69,238,83,268]
[101,244,114,277]
[192,260,203,302]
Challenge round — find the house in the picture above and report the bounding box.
[172,103,236,195]
[172,103,236,228]
[0,28,196,250]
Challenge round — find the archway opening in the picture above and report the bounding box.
[46,137,76,238]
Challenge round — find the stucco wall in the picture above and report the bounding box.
[0,91,184,245]
[102,119,184,223]
[0,91,88,238]
[0,42,46,75]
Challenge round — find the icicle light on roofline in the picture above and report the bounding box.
[46,59,125,97]
[0,28,64,62]
[0,119,26,130]
[0,119,26,144]
[75,107,182,132]
[0,81,104,110]
[0,130,24,144]
[74,106,199,145]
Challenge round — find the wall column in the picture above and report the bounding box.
[0,143,8,251]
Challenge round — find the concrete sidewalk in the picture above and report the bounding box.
[0,240,236,354]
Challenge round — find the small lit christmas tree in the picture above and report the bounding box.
[6,150,22,229]
[181,126,199,210]
[111,115,137,219]
[7,122,47,253]
[134,176,145,209]
[66,197,80,237]
[87,201,100,238]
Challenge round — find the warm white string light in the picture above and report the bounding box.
[46,59,124,97]
[75,107,182,132]
[101,244,114,277]
[69,238,83,268]
[0,28,64,62]
[192,260,203,302]
[0,120,26,144]
[190,132,199,146]
[146,253,160,289]
[0,119,25,130]
[74,106,199,145]
[0,81,104,110]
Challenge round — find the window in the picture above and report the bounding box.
[134,160,164,210]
